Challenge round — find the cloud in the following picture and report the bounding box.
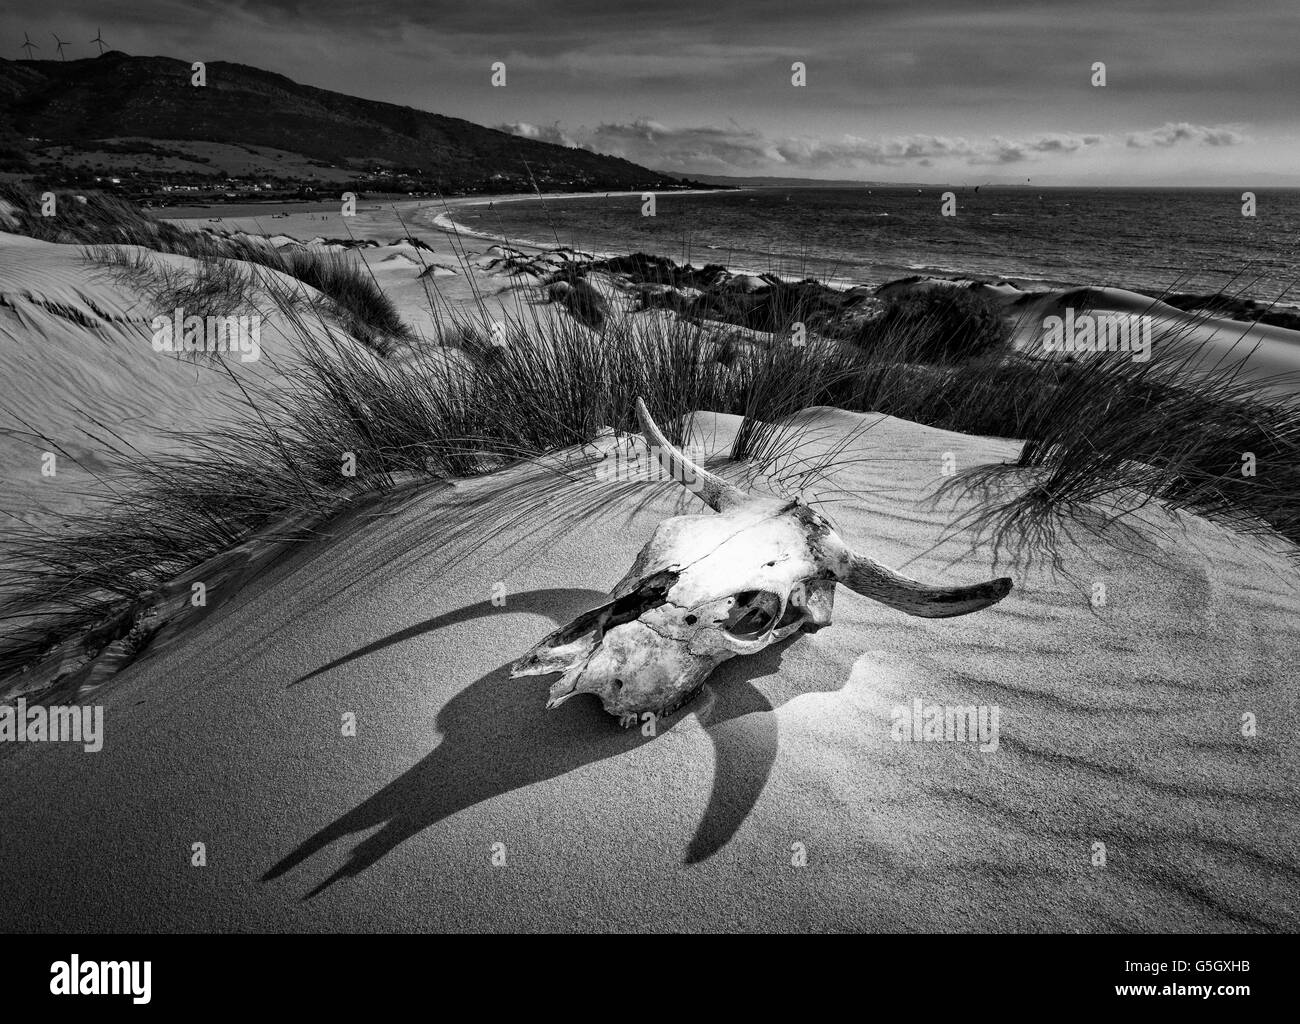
[500,121,580,147]
[1124,122,1247,148]
[497,119,1245,174]
[497,119,780,169]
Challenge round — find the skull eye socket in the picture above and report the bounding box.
[717,589,809,639]
[721,590,784,639]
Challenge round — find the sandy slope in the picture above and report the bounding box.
[0,231,384,524]
[1,409,1296,932]
[165,199,589,347]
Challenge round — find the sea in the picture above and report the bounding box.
[435,186,1300,301]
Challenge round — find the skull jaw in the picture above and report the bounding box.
[533,619,734,718]
[587,609,816,718]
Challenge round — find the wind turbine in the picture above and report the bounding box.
[20,32,39,59]
[52,32,69,60]
[90,27,107,55]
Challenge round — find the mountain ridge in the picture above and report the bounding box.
[0,51,696,194]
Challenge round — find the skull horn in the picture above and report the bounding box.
[635,397,749,512]
[839,552,1012,618]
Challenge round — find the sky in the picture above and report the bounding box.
[4,0,1299,184]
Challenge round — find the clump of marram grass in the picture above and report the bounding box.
[687,278,852,334]
[546,279,609,330]
[5,186,409,355]
[0,184,192,249]
[87,244,269,324]
[264,246,409,353]
[939,316,1300,569]
[97,235,408,357]
[853,286,1011,363]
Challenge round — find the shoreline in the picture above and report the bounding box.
[417,190,881,291]
[421,188,729,259]
[156,187,735,224]
[417,192,1080,293]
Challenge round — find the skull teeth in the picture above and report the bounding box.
[617,683,706,727]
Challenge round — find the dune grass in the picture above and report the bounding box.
[231,241,409,353]
[87,243,270,325]
[854,287,1011,362]
[0,184,193,249]
[2,191,1299,684]
[943,330,1300,568]
[2,185,408,354]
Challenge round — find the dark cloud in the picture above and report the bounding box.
[499,118,1244,173]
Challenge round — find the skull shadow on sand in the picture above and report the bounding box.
[265,586,827,898]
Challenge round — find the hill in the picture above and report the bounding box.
[0,52,695,198]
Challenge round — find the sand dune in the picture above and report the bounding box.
[881,275,1300,398]
[0,231,385,524]
[0,210,615,530]
[2,409,1296,931]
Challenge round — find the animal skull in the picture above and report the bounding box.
[511,399,1012,724]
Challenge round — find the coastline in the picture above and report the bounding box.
[419,190,878,290]
[427,188,747,264]
[157,187,735,226]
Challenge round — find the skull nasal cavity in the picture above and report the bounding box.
[722,590,783,639]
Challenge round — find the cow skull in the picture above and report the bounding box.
[511,399,1012,724]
